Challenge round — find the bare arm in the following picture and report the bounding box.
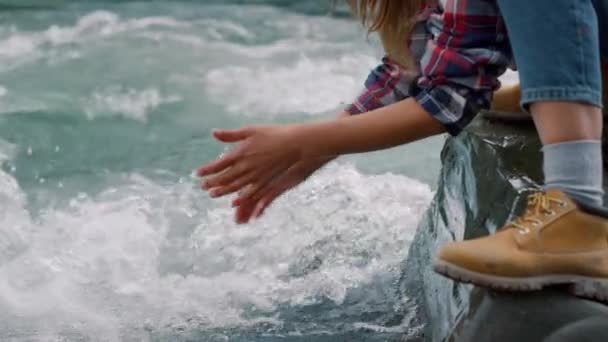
[198,97,444,193]
[293,97,446,159]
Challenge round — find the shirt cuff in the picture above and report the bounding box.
[413,84,487,136]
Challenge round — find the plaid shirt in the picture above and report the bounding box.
[346,0,512,135]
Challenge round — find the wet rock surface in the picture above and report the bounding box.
[402,117,608,342]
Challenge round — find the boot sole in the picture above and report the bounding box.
[433,259,608,303]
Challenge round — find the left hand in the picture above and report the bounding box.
[197,125,303,200]
[232,156,333,223]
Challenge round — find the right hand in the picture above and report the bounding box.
[231,111,352,224]
[233,157,332,224]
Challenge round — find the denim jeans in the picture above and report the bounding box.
[496,0,606,108]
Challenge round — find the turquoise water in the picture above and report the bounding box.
[0,1,446,340]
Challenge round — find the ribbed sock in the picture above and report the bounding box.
[543,140,603,206]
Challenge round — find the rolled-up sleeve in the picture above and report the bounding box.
[413,0,512,135]
[345,57,419,115]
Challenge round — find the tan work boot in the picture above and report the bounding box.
[490,83,522,114]
[433,189,608,303]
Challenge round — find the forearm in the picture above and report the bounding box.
[313,110,351,163]
[293,98,445,158]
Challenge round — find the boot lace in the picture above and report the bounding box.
[508,192,566,232]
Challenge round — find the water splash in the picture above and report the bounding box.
[0,162,431,340]
[205,55,376,116]
[0,3,437,340]
[83,86,181,121]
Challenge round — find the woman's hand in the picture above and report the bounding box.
[232,157,333,223]
[198,99,444,223]
[197,124,305,202]
[206,112,349,224]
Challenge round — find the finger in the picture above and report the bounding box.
[252,192,277,219]
[202,162,249,190]
[212,127,253,143]
[233,182,272,207]
[254,182,291,218]
[233,184,255,207]
[250,161,295,195]
[235,200,257,224]
[207,172,257,198]
[231,165,299,207]
[196,149,242,177]
[229,165,272,200]
[236,180,266,202]
[244,179,287,219]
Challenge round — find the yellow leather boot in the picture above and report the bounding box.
[434,190,608,303]
[491,83,522,113]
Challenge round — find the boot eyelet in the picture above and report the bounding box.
[557,201,566,207]
[546,210,556,216]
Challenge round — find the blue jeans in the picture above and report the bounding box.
[496,0,606,109]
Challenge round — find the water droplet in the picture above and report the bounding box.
[54,146,60,152]
[26,147,32,156]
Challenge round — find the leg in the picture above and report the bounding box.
[532,101,603,206]
[531,102,601,145]
[500,0,604,205]
[433,0,608,302]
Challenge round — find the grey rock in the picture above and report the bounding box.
[401,117,608,341]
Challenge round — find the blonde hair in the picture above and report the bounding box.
[348,0,425,68]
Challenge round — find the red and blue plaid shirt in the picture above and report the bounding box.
[346,0,512,135]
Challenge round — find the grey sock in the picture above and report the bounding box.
[543,140,604,206]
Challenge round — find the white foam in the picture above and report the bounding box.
[197,18,255,41]
[205,54,377,116]
[0,7,431,337]
[43,11,188,43]
[0,139,15,162]
[0,8,374,120]
[0,141,29,269]
[83,87,181,121]
[353,307,421,334]
[0,11,190,71]
[0,163,432,339]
